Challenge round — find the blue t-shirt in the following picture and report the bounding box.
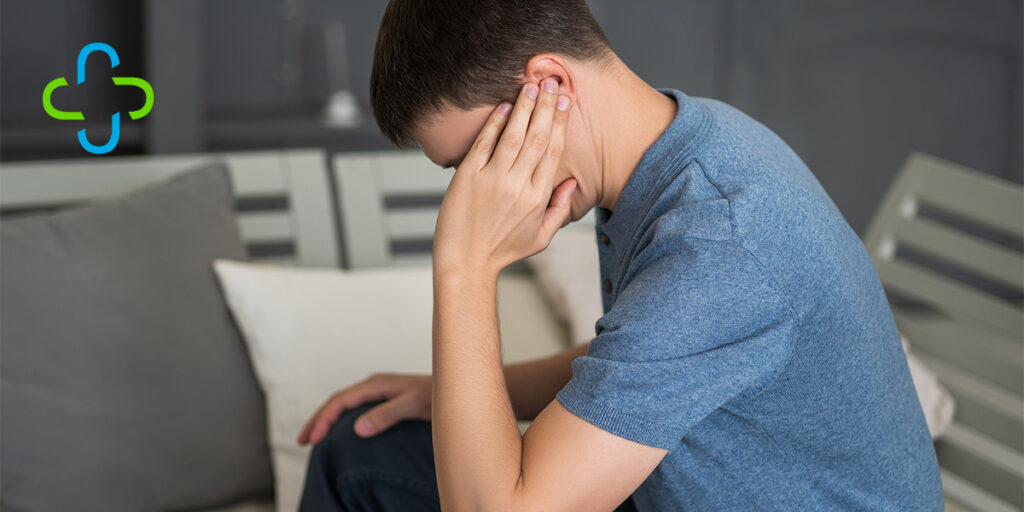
[555,89,943,510]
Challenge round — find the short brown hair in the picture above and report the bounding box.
[370,0,612,147]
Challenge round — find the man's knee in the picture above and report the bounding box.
[309,400,434,477]
[302,401,440,511]
[309,401,382,473]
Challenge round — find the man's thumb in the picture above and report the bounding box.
[354,396,411,437]
[541,178,577,236]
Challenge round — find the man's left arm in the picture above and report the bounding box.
[430,79,667,512]
[432,270,666,512]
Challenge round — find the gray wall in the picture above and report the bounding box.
[593,0,1023,233]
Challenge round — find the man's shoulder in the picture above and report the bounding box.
[686,96,807,177]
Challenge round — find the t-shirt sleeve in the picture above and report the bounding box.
[555,237,798,450]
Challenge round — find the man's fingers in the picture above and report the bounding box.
[540,178,577,241]
[488,82,539,172]
[462,102,513,171]
[353,393,420,437]
[531,93,570,189]
[511,77,560,177]
[299,380,391,445]
[297,393,345,445]
[302,393,356,445]
[297,412,319,445]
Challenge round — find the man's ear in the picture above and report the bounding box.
[523,54,576,100]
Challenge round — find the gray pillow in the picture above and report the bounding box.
[1,164,274,512]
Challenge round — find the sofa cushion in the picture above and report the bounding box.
[213,260,435,512]
[1,164,274,511]
[211,259,569,512]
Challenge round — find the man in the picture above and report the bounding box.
[297,1,944,510]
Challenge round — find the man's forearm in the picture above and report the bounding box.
[428,76,578,511]
[504,342,588,421]
[432,269,523,511]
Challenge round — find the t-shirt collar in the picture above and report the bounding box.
[595,88,713,254]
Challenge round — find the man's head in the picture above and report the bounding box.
[371,0,621,222]
[370,0,611,149]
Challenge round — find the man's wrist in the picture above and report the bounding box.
[433,266,499,290]
[432,258,501,288]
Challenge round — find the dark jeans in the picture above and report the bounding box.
[299,400,639,512]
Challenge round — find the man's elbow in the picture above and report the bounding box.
[442,484,520,512]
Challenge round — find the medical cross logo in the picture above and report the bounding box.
[42,42,154,155]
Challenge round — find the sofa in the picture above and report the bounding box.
[0,149,572,512]
[1,150,1019,511]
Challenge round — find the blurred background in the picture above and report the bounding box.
[2,3,1022,511]
[2,0,1021,234]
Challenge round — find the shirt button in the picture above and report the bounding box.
[600,233,610,245]
[604,279,612,293]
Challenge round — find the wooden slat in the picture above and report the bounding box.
[333,151,452,268]
[391,253,434,267]
[1,158,203,208]
[236,212,293,243]
[221,153,288,196]
[0,152,295,210]
[333,153,390,268]
[913,352,1024,420]
[248,256,298,266]
[913,351,1024,452]
[935,433,1023,508]
[2,149,340,269]
[386,208,439,239]
[894,311,1022,396]
[909,152,1024,237]
[948,387,1024,452]
[863,160,915,261]
[332,150,451,196]
[892,216,1024,289]
[878,259,1023,338]
[940,469,1018,512]
[374,152,453,195]
[943,423,1024,480]
[284,151,340,267]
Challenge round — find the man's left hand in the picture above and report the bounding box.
[432,77,575,279]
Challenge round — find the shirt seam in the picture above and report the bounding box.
[665,233,803,404]
[689,156,804,327]
[610,101,718,296]
[706,241,803,404]
[694,157,735,239]
[557,381,683,449]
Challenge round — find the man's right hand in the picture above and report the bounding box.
[296,373,432,445]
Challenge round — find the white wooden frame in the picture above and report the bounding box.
[333,151,453,268]
[864,152,1024,512]
[864,152,1023,338]
[0,149,339,267]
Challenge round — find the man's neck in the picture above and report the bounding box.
[589,68,678,213]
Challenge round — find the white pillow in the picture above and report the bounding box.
[526,226,955,439]
[213,260,571,512]
[213,260,434,512]
[901,335,956,439]
[526,228,603,346]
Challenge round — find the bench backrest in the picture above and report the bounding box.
[0,149,339,268]
[863,152,1023,511]
[333,151,452,269]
